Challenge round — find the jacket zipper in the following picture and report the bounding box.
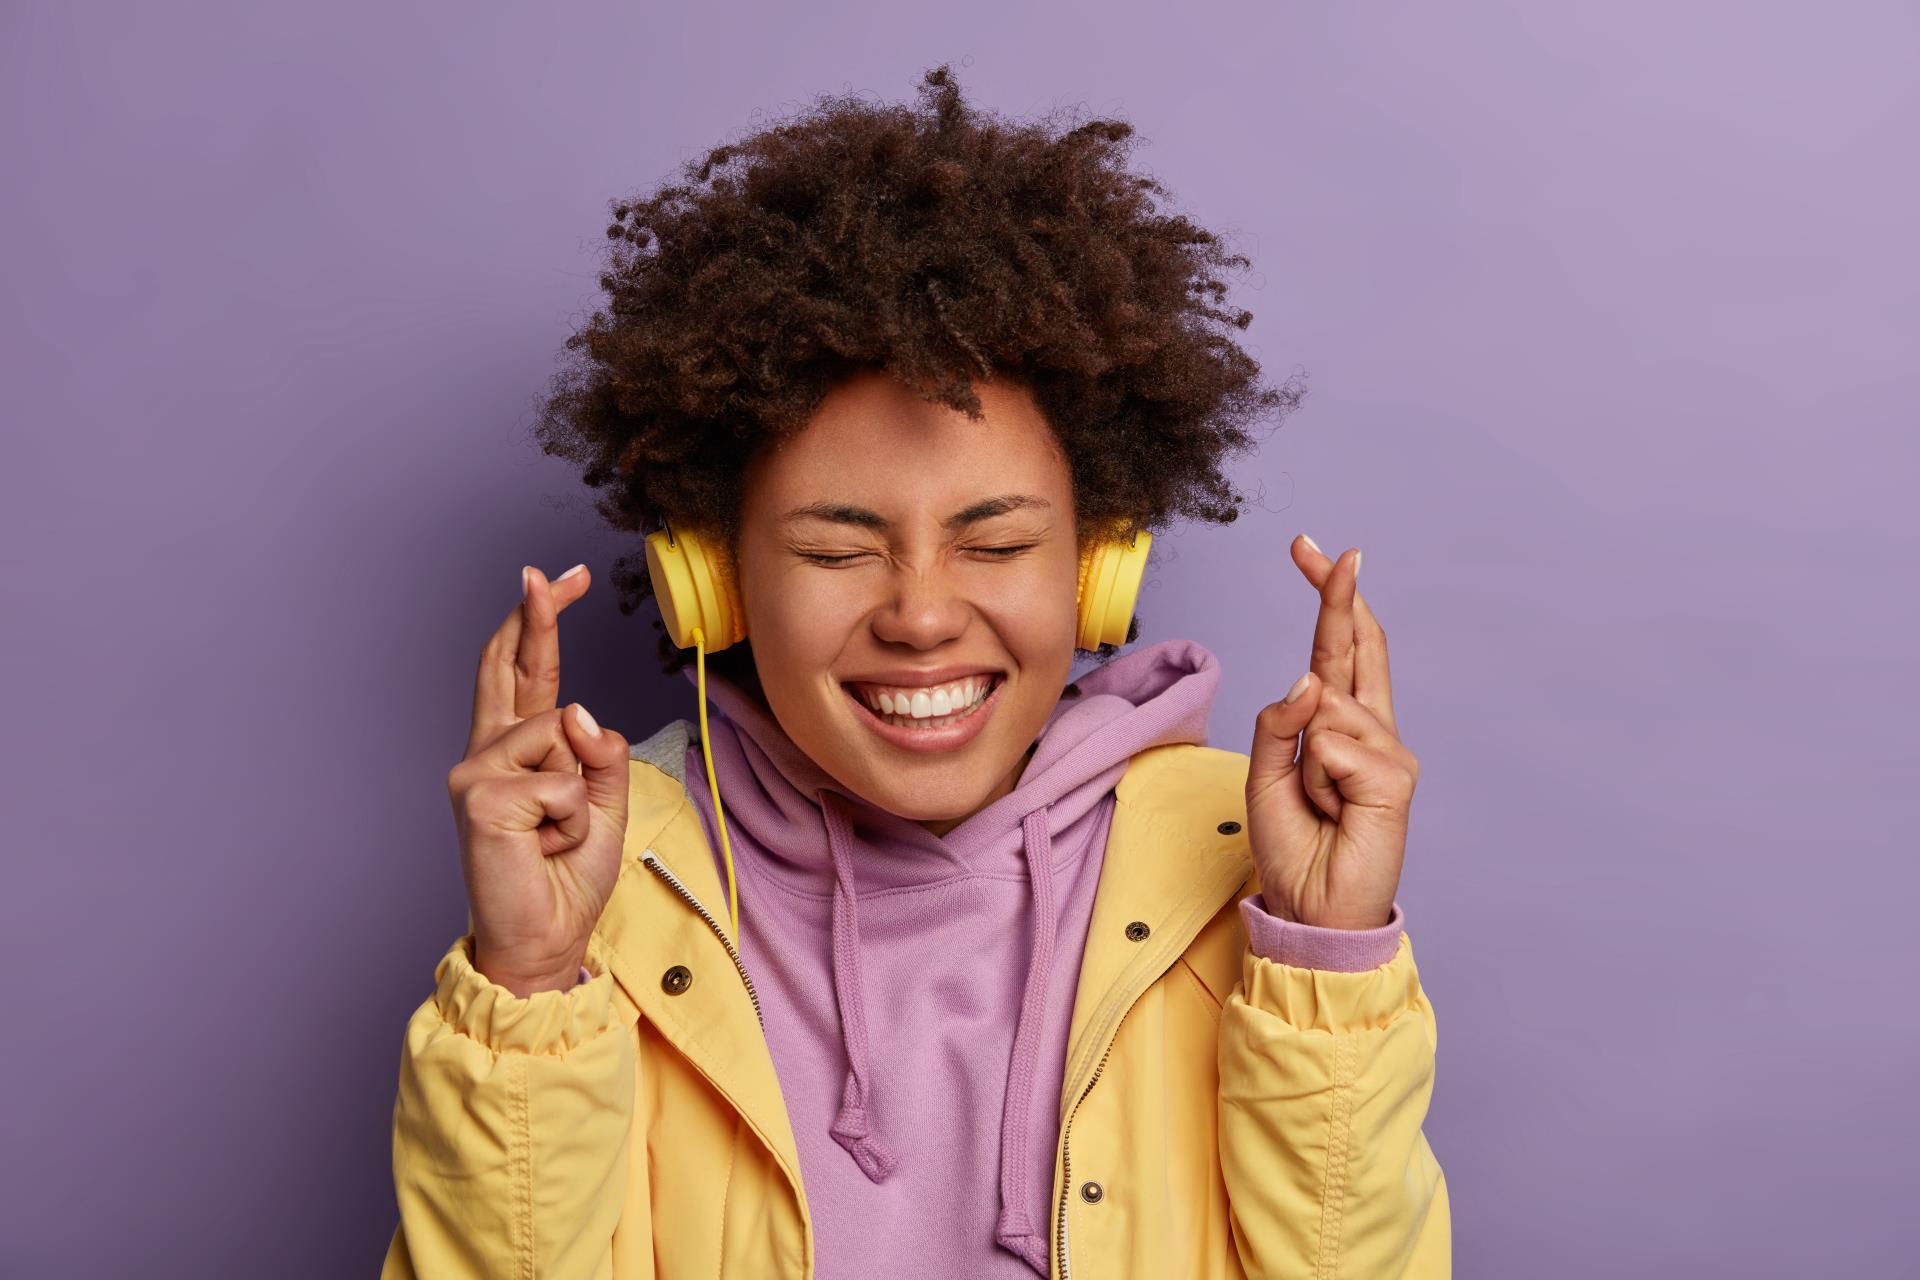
[641,850,764,1030]
[1055,1015,1131,1280]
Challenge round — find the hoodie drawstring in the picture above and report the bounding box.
[818,787,1061,1272]
[820,789,898,1183]
[992,807,1057,1271]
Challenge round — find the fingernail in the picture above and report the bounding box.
[521,566,533,599]
[574,703,602,737]
[1300,533,1322,555]
[1352,549,1362,580]
[558,563,586,581]
[1284,673,1311,704]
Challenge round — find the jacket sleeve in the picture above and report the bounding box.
[380,931,637,1280]
[1216,918,1451,1278]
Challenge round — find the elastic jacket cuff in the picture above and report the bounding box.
[1238,927,1422,1035]
[432,933,618,1055]
[1240,893,1406,972]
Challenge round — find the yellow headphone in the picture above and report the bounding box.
[644,522,1153,942]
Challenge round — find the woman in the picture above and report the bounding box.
[383,66,1448,1278]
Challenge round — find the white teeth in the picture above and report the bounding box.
[852,675,996,726]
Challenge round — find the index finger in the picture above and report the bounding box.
[466,563,592,758]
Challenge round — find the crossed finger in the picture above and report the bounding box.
[466,563,592,759]
[1290,534,1398,740]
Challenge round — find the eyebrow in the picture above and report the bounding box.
[779,493,1053,532]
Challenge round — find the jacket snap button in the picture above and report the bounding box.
[1217,820,1242,835]
[1080,1180,1104,1204]
[661,964,693,995]
[1124,920,1150,942]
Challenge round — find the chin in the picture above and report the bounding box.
[850,763,996,822]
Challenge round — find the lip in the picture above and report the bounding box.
[840,663,1005,689]
[841,673,1005,754]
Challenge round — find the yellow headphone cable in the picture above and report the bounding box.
[690,626,742,943]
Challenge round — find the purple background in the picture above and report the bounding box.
[4,2,1914,1275]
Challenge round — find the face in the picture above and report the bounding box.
[733,368,1081,835]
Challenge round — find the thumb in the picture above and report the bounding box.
[1247,672,1322,825]
[562,703,630,834]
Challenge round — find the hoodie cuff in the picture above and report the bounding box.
[432,933,617,1055]
[1239,893,1405,972]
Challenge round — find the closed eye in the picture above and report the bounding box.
[799,544,1037,565]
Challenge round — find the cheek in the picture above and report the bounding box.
[986,559,1082,654]
[748,569,852,654]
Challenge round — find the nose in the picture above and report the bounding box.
[867,562,971,650]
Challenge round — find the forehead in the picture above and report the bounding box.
[744,370,1070,509]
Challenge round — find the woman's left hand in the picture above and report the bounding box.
[1244,535,1419,930]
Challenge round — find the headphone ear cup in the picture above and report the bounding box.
[644,527,748,651]
[1074,529,1152,651]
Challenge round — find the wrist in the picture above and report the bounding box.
[1300,909,1396,930]
[472,943,586,998]
[1266,898,1395,931]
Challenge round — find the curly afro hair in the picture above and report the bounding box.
[532,63,1305,678]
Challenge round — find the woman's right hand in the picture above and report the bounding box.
[448,563,630,997]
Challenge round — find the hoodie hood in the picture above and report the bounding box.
[679,638,1221,1273]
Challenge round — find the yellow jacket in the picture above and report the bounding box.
[381,736,1450,1278]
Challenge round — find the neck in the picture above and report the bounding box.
[917,740,1039,838]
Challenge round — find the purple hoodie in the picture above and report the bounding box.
[647,637,1404,1277]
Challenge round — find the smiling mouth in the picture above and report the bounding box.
[841,674,1004,730]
